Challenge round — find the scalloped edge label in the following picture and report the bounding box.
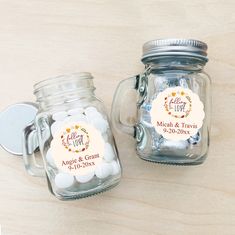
[150,87,205,140]
[51,121,105,175]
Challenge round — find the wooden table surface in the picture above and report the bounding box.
[0,0,234,234]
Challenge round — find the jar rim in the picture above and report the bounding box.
[33,72,93,94]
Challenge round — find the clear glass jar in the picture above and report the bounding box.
[23,73,122,200]
[111,39,211,165]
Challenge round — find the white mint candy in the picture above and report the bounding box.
[75,171,95,183]
[91,118,108,134]
[67,108,84,116]
[86,110,104,122]
[52,111,68,121]
[110,160,120,175]
[45,148,55,167]
[102,133,109,142]
[85,106,108,122]
[86,107,107,120]
[51,121,63,137]
[95,162,113,179]
[93,112,104,121]
[85,106,99,116]
[104,143,115,162]
[54,173,74,189]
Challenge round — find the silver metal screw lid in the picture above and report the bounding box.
[0,102,38,156]
[141,38,208,63]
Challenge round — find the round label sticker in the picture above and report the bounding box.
[150,87,205,140]
[51,122,105,176]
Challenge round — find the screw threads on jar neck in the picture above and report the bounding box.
[33,73,96,110]
[144,56,206,72]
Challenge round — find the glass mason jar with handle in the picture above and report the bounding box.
[23,73,122,200]
[111,39,211,165]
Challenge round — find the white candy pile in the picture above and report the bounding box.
[50,107,109,137]
[46,106,121,189]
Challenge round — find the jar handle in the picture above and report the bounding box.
[111,75,139,136]
[22,122,45,177]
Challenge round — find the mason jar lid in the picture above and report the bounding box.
[141,38,208,63]
[0,102,39,155]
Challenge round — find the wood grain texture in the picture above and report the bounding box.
[0,0,234,234]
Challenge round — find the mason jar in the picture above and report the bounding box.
[111,39,211,165]
[23,73,122,200]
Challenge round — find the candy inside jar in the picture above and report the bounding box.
[46,106,121,195]
[23,73,122,200]
[111,39,211,165]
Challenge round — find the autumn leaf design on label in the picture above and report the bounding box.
[60,124,90,153]
[51,122,105,176]
[150,87,205,140]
